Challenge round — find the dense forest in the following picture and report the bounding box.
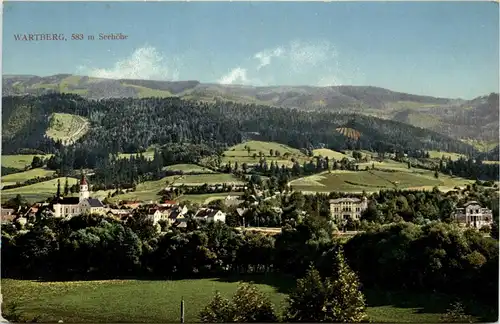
[2,93,477,156]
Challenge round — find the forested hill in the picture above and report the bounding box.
[4,74,498,144]
[2,93,477,156]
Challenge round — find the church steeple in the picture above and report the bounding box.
[79,174,90,202]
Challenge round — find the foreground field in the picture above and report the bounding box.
[2,277,489,323]
[1,177,78,203]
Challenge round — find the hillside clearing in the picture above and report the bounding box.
[312,148,351,160]
[1,154,53,170]
[108,173,242,203]
[225,141,304,157]
[1,277,487,323]
[45,113,89,144]
[427,150,465,161]
[290,169,472,193]
[1,168,56,186]
[1,177,78,203]
[163,164,215,173]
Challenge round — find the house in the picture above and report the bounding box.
[121,201,142,209]
[454,201,493,229]
[224,195,243,207]
[52,175,106,218]
[329,197,369,223]
[167,205,189,225]
[1,208,16,224]
[194,208,226,223]
[146,209,163,224]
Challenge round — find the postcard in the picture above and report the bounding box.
[1,1,499,323]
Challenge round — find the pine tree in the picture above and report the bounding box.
[56,179,61,198]
[285,249,368,322]
[63,177,70,196]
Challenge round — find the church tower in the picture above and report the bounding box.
[79,174,90,202]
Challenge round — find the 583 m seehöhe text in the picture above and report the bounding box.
[13,33,128,41]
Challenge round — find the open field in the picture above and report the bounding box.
[460,139,498,152]
[108,173,242,203]
[45,113,89,144]
[177,192,243,204]
[427,150,465,161]
[2,277,491,323]
[121,83,172,98]
[164,164,215,173]
[312,148,351,160]
[1,154,53,170]
[1,177,78,203]
[291,168,473,193]
[1,168,56,187]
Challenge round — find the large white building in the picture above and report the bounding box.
[454,201,493,229]
[329,197,369,223]
[53,175,105,218]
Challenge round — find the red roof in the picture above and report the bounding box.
[163,200,176,205]
[80,175,88,185]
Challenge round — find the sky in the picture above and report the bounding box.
[2,1,499,99]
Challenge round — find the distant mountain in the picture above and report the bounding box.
[3,74,498,145]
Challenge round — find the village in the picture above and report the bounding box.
[1,174,494,235]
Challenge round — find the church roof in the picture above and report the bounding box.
[87,198,104,208]
[80,175,88,185]
[55,197,80,205]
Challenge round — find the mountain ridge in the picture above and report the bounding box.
[3,74,498,145]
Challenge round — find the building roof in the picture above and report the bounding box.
[464,201,481,207]
[329,197,363,204]
[55,197,81,205]
[87,198,104,208]
[80,174,88,186]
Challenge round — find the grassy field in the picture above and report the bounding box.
[2,277,490,323]
[177,192,243,204]
[220,141,309,167]
[108,173,242,203]
[1,177,78,203]
[164,164,215,173]
[427,150,465,161]
[1,168,56,187]
[121,83,173,98]
[291,167,473,193]
[45,113,89,143]
[1,154,52,170]
[312,148,351,160]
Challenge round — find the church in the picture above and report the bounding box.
[52,175,105,218]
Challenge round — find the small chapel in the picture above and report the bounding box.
[52,175,105,218]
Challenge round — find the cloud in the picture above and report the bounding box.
[218,67,249,85]
[218,39,341,86]
[254,47,284,70]
[288,40,337,72]
[77,46,180,80]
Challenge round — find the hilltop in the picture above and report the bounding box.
[3,74,498,145]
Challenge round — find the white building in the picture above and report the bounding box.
[454,201,493,229]
[194,208,226,223]
[53,175,105,218]
[329,197,369,223]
